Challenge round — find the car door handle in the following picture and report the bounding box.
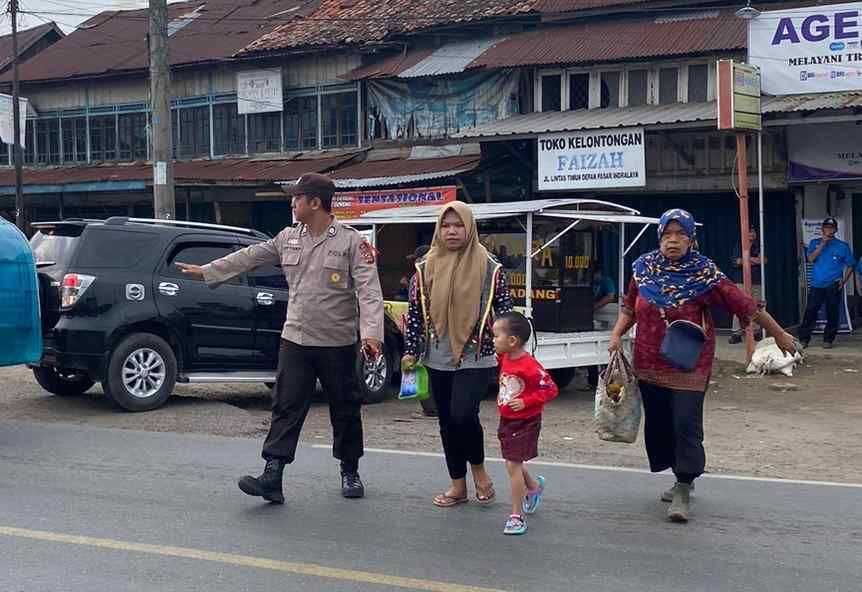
[159,282,180,296]
[256,292,275,306]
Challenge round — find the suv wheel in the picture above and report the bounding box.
[32,366,95,397]
[356,343,392,404]
[103,333,177,412]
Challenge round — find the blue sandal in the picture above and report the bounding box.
[523,475,545,514]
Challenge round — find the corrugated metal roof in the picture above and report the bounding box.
[536,0,652,14]
[453,101,716,139]
[241,0,536,54]
[762,92,862,114]
[0,153,360,189]
[399,38,507,78]
[6,0,298,83]
[471,9,744,69]
[0,22,63,73]
[327,155,481,188]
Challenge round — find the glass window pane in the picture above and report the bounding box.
[659,67,679,105]
[89,116,116,162]
[178,106,210,157]
[541,74,561,112]
[322,92,359,149]
[213,103,246,156]
[687,64,708,103]
[23,120,34,164]
[627,70,648,107]
[568,73,589,110]
[118,113,147,161]
[36,119,60,164]
[600,72,620,109]
[248,111,281,154]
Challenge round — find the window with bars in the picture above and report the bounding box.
[540,74,562,112]
[321,92,358,149]
[213,103,246,156]
[659,67,680,105]
[90,115,116,162]
[36,119,61,164]
[568,73,590,110]
[118,113,147,161]
[178,106,210,157]
[23,120,35,165]
[248,111,282,154]
[62,118,88,163]
[600,72,621,109]
[687,64,709,103]
[285,96,318,151]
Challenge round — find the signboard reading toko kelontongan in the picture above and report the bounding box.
[749,2,862,95]
[537,128,646,191]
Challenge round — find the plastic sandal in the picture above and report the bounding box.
[433,493,468,508]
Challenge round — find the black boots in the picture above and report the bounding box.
[238,458,285,504]
[340,460,364,499]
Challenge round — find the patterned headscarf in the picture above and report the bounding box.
[633,209,724,308]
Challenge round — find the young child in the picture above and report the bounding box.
[492,311,559,535]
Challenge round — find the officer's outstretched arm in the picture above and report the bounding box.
[200,235,281,287]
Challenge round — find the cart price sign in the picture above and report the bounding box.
[332,186,456,220]
[717,60,762,132]
[537,128,646,191]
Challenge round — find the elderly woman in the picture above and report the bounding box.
[609,209,796,523]
[402,202,513,507]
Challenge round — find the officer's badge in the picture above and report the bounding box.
[330,272,342,284]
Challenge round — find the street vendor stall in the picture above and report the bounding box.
[344,199,663,387]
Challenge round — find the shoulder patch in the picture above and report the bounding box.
[358,239,378,264]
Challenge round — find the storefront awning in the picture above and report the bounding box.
[453,101,717,141]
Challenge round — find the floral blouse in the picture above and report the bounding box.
[623,277,761,392]
[404,266,514,366]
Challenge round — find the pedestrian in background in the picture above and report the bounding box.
[798,217,856,349]
[402,201,513,508]
[177,173,384,503]
[493,311,558,535]
[609,208,796,523]
[729,226,766,344]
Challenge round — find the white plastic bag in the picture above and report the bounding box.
[746,337,803,377]
[594,350,642,444]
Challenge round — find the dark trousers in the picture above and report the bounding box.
[427,367,496,480]
[262,340,363,466]
[640,382,706,483]
[799,286,841,344]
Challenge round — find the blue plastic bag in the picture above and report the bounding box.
[0,218,42,366]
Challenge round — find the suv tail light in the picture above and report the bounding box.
[61,273,96,309]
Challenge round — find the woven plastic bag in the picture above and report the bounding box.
[594,350,642,443]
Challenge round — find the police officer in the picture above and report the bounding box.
[798,217,856,349]
[176,173,384,502]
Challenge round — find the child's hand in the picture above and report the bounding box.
[507,399,526,412]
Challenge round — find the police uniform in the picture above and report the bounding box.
[201,217,384,466]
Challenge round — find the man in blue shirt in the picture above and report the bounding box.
[592,264,616,312]
[798,218,857,349]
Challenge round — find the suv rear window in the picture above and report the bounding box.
[30,230,82,269]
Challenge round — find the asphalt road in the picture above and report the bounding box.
[1,421,860,592]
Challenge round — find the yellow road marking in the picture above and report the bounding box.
[0,526,504,592]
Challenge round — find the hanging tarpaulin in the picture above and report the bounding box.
[368,70,519,140]
[0,94,29,147]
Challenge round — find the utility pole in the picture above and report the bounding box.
[149,0,175,219]
[9,0,26,232]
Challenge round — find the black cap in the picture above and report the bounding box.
[822,217,838,228]
[406,245,430,261]
[283,173,336,201]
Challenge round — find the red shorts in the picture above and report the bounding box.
[498,415,541,462]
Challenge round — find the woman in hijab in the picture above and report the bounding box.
[609,208,796,523]
[402,201,514,507]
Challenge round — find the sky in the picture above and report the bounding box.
[0,0,183,37]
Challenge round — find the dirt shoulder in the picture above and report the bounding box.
[1,353,860,483]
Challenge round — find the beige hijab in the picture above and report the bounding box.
[424,201,489,363]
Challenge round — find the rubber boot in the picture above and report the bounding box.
[238,458,285,504]
[667,482,692,523]
[661,481,694,503]
[340,460,364,499]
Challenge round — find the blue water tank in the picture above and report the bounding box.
[0,218,42,366]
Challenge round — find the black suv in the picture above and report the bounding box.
[28,217,401,411]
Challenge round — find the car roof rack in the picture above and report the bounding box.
[122,217,270,239]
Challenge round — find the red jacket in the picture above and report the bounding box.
[497,353,559,420]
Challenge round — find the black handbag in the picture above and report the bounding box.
[659,309,707,371]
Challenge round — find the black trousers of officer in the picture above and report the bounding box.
[262,339,363,467]
[798,286,841,344]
